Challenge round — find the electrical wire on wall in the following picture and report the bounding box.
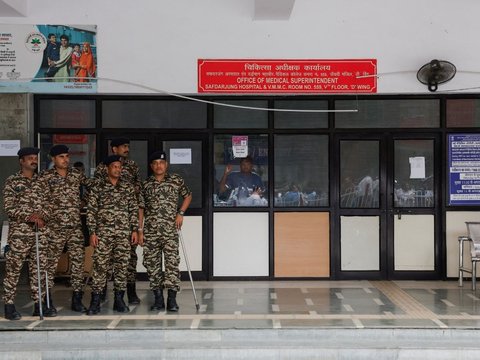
[2,76,361,113]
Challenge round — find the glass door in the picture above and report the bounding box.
[101,133,208,279]
[335,133,441,279]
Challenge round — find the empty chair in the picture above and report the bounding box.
[458,221,480,290]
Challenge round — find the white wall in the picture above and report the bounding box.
[1,0,479,94]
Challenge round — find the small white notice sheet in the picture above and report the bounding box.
[170,148,192,164]
[409,156,425,179]
[0,140,20,156]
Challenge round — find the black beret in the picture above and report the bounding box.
[104,155,122,166]
[110,138,130,148]
[50,144,69,157]
[149,151,167,163]
[17,147,39,158]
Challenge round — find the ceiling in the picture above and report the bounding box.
[0,0,296,20]
[0,0,26,16]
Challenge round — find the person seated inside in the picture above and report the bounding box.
[219,155,267,206]
[283,183,303,206]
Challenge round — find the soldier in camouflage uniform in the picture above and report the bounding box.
[94,138,141,304]
[138,151,192,312]
[38,144,93,314]
[3,147,51,320]
[86,155,139,315]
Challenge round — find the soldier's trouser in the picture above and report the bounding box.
[127,244,138,284]
[143,234,180,292]
[3,226,48,304]
[91,229,131,293]
[47,225,85,292]
[104,243,136,285]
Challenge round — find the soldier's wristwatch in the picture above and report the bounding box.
[178,210,185,216]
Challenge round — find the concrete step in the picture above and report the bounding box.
[1,328,480,359]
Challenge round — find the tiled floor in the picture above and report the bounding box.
[1,280,480,330]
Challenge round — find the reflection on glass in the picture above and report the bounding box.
[274,100,328,129]
[40,133,96,176]
[214,134,268,207]
[446,99,480,127]
[340,141,379,208]
[274,135,328,207]
[394,140,434,208]
[214,100,268,128]
[39,100,96,128]
[336,99,439,128]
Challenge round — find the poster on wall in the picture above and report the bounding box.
[0,24,97,93]
[198,59,377,94]
[448,133,480,205]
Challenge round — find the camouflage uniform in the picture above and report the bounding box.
[87,179,138,292]
[140,173,191,292]
[2,172,48,304]
[38,167,91,292]
[94,159,140,284]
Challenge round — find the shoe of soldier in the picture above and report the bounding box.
[44,306,57,317]
[71,291,87,312]
[32,302,42,316]
[4,304,21,320]
[113,290,130,312]
[127,283,140,305]
[166,289,179,312]
[44,296,57,317]
[150,289,165,311]
[87,292,101,315]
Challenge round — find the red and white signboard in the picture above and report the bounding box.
[198,59,377,94]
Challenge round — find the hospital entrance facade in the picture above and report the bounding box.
[30,94,480,282]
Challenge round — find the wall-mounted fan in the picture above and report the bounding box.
[417,59,456,92]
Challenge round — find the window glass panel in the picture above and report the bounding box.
[214,100,268,128]
[39,100,95,128]
[39,134,96,176]
[394,139,434,208]
[340,140,379,208]
[274,135,328,207]
[335,100,439,128]
[163,141,202,209]
[447,99,480,127]
[274,100,328,128]
[102,100,206,128]
[107,139,149,180]
[214,134,268,207]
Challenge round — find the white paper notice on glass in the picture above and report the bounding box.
[0,140,20,156]
[170,148,192,164]
[409,156,425,179]
[232,135,248,158]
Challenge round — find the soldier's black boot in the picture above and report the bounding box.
[32,302,42,316]
[5,304,21,320]
[44,295,57,317]
[86,292,101,315]
[71,291,87,312]
[127,282,140,305]
[113,290,130,313]
[166,289,179,312]
[33,301,56,317]
[100,283,107,302]
[150,289,165,311]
